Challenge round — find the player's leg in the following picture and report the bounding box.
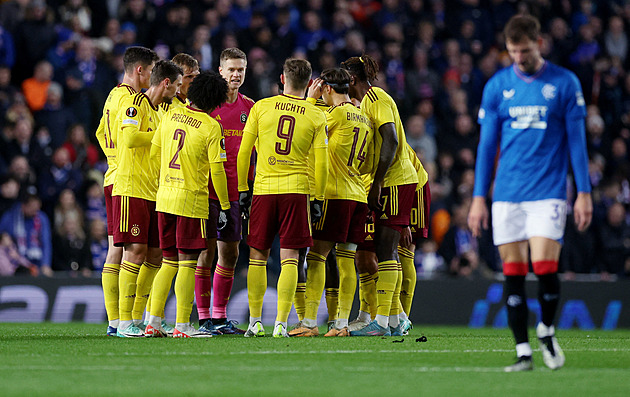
[351,249,377,331]
[131,204,162,326]
[398,242,415,334]
[324,249,339,329]
[499,241,532,372]
[117,242,147,337]
[196,198,220,327]
[531,236,565,370]
[274,193,312,337]
[293,247,308,324]
[101,185,122,335]
[244,194,278,337]
[206,200,245,334]
[326,242,356,336]
[289,239,333,336]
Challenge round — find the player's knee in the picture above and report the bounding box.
[532,260,558,275]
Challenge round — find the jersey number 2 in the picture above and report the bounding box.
[169,129,186,170]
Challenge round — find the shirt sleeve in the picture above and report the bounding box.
[473,79,501,198]
[120,100,155,148]
[238,104,258,191]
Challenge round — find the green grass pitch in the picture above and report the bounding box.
[1,323,628,396]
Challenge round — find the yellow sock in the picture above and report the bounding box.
[304,252,326,321]
[101,263,120,322]
[358,272,370,313]
[150,259,178,318]
[294,282,306,321]
[375,260,398,317]
[325,288,339,322]
[336,248,356,321]
[132,261,161,320]
[118,260,141,321]
[174,260,196,324]
[247,259,267,318]
[398,246,417,315]
[389,263,403,316]
[276,258,298,323]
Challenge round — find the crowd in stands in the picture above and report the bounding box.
[0,0,628,280]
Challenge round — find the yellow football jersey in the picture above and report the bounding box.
[406,144,428,190]
[238,94,328,197]
[112,92,161,201]
[324,102,373,202]
[305,96,329,196]
[152,106,227,218]
[95,83,136,187]
[361,87,418,188]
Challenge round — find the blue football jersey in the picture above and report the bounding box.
[474,61,589,202]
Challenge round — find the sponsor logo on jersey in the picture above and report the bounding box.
[502,89,515,99]
[542,84,556,100]
[126,107,137,117]
[240,113,248,124]
[268,156,276,165]
[576,91,585,106]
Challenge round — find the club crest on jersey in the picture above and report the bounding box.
[126,107,137,117]
[240,113,248,124]
[502,89,515,99]
[542,84,556,100]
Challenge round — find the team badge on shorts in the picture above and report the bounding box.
[131,224,141,236]
[240,113,248,124]
[126,107,137,117]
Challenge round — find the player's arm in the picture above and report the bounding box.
[210,161,230,210]
[119,100,154,148]
[238,107,258,192]
[468,96,500,237]
[566,115,592,232]
[95,112,108,152]
[368,121,398,211]
[313,123,329,201]
[149,124,162,176]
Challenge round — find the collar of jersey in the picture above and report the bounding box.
[186,105,205,113]
[281,94,305,100]
[513,60,548,83]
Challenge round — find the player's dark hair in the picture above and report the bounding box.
[171,53,198,72]
[504,15,541,43]
[123,46,159,73]
[149,60,183,87]
[220,47,247,65]
[187,70,228,112]
[341,54,379,83]
[282,58,312,90]
[320,68,351,94]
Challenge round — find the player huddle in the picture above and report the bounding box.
[97,44,429,340]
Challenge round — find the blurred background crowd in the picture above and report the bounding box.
[0,0,629,280]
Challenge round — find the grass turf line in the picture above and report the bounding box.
[0,323,629,397]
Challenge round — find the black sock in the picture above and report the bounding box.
[212,317,227,325]
[199,318,210,327]
[537,273,560,327]
[505,275,529,345]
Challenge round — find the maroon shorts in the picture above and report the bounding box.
[158,212,207,251]
[247,194,312,250]
[208,199,242,241]
[313,199,369,244]
[410,183,431,243]
[104,184,114,236]
[375,183,416,232]
[356,211,376,252]
[112,195,160,248]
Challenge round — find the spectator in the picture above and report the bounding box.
[61,123,99,170]
[0,232,35,276]
[7,118,48,172]
[405,114,437,164]
[34,81,76,149]
[46,27,79,79]
[119,0,156,47]
[405,47,440,112]
[604,15,627,64]
[438,199,483,278]
[189,24,213,71]
[596,202,630,279]
[82,179,106,225]
[88,217,107,273]
[53,188,83,233]
[21,60,53,113]
[7,155,37,198]
[52,210,91,275]
[0,25,15,69]
[38,146,83,218]
[414,239,445,279]
[58,0,92,34]
[0,175,20,215]
[0,66,20,130]
[0,193,53,277]
[12,0,56,83]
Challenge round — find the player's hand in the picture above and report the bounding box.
[400,226,412,249]
[217,209,229,231]
[307,77,325,99]
[367,183,383,213]
[310,199,324,225]
[467,196,489,238]
[239,191,252,220]
[573,192,593,232]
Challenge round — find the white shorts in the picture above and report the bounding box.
[491,199,567,246]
